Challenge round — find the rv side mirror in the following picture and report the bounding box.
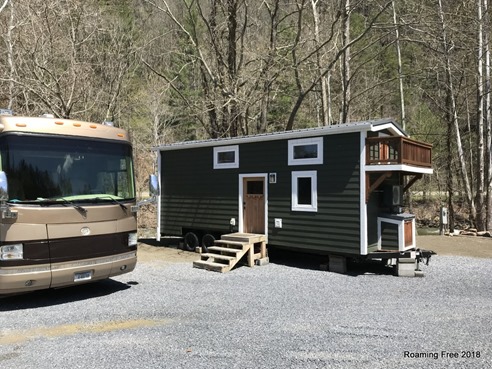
[133,174,159,212]
[0,171,8,201]
[149,174,159,196]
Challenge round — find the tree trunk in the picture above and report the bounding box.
[438,0,476,226]
[311,0,329,126]
[326,73,333,125]
[392,1,405,130]
[476,0,486,230]
[341,0,351,123]
[447,95,455,232]
[484,0,492,230]
[392,1,412,211]
[6,0,14,109]
[227,0,239,137]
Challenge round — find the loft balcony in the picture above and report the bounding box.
[366,136,432,172]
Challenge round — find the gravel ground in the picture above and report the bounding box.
[1,248,491,369]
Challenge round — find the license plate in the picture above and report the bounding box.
[74,271,92,282]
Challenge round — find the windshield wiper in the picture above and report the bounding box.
[60,198,88,215]
[89,196,128,211]
[36,197,88,216]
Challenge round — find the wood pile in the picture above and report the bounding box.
[450,228,491,237]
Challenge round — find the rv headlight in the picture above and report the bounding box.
[0,244,24,260]
[128,232,138,247]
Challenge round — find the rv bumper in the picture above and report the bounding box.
[0,251,137,294]
[50,251,137,288]
[0,264,52,294]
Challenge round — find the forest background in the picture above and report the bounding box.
[1,0,492,232]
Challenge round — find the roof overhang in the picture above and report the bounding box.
[369,120,406,137]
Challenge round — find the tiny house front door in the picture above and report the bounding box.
[242,177,265,234]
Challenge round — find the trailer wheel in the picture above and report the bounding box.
[183,232,199,252]
[201,234,216,253]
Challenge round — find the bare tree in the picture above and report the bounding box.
[485,0,492,230]
[285,1,391,130]
[0,0,9,14]
[392,0,405,130]
[340,0,351,123]
[476,0,486,230]
[4,0,14,109]
[143,0,299,137]
[437,0,475,229]
[311,0,333,126]
[1,0,137,122]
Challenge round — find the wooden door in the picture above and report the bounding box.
[243,177,265,234]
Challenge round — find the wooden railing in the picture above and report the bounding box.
[366,137,432,168]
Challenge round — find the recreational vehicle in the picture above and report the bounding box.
[154,119,433,275]
[0,111,138,294]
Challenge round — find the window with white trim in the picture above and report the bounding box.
[213,145,239,169]
[288,137,323,166]
[291,171,318,212]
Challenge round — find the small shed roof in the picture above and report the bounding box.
[154,118,406,151]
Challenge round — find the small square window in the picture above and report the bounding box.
[288,137,323,165]
[213,145,239,169]
[218,151,235,164]
[292,171,317,212]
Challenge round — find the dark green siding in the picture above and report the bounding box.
[380,222,399,250]
[267,133,360,254]
[160,147,238,235]
[160,132,362,255]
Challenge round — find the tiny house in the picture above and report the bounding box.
[154,119,433,273]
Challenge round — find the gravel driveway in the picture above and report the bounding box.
[1,246,491,369]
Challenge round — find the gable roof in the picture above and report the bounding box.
[154,118,406,151]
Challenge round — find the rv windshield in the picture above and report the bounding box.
[0,134,135,203]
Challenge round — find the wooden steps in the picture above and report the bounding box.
[200,253,236,261]
[207,246,243,254]
[193,233,268,273]
[192,260,232,272]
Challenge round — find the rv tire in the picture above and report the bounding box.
[184,232,199,252]
[201,234,216,253]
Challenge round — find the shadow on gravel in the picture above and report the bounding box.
[268,247,395,277]
[0,279,132,311]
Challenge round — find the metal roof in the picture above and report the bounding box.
[154,118,405,151]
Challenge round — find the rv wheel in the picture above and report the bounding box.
[183,232,199,252]
[201,234,216,253]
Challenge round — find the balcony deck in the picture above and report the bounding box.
[366,136,432,168]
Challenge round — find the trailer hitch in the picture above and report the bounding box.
[416,249,436,266]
